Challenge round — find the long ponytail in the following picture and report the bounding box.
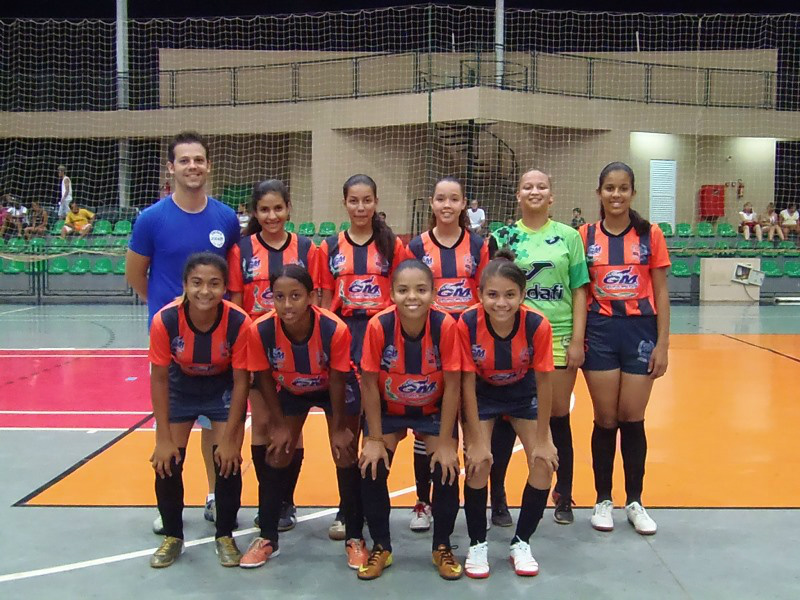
[597,162,650,236]
[343,174,397,265]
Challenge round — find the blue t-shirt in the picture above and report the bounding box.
[129,195,240,325]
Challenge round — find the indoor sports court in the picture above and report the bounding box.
[2,4,800,599]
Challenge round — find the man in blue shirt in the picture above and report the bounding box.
[126,131,240,536]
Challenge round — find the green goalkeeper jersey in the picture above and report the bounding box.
[489,219,590,329]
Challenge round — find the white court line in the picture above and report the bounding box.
[0,410,149,416]
[0,427,132,432]
[1,354,148,358]
[0,441,523,584]
[0,347,147,352]
[0,306,37,316]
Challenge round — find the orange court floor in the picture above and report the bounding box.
[16,333,800,510]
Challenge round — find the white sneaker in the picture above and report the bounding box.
[625,502,657,535]
[464,541,490,579]
[152,515,165,535]
[508,540,539,576]
[409,501,432,532]
[590,500,615,532]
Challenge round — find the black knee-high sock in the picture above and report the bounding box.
[213,445,242,539]
[513,483,549,544]
[550,414,574,499]
[155,447,187,539]
[251,445,268,532]
[431,463,460,550]
[251,445,290,543]
[489,418,516,505]
[463,485,488,545]
[591,422,618,503]
[619,420,647,506]
[413,438,432,505]
[337,465,363,541]
[361,449,394,551]
[284,448,304,505]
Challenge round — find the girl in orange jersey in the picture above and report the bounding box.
[240,264,366,569]
[148,253,251,569]
[357,260,483,581]
[227,180,318,533]
[403,176,492,531]
[319,174,404,539]
[459,250,557,578]
[579,162,671,536]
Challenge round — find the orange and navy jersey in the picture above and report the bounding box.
[227,232,319,318]
[318,231,405,318]
[248,304,352,396]
[405,228,488,315]
[149,299,251,396]
[361,306,461,417]
[579,222,671,317]
[459,304,553,402]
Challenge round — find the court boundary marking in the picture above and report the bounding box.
[721,334,800,364]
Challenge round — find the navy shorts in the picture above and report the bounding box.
[343,314,370,366]
[169,387,231,424]
[583,312,658,375]
[279,381,361,418]
[364,413,457,439]
[477,394,538,421]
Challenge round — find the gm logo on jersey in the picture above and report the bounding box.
[631,243,650,262]
[586,244,602,261]
[381,345,398,369]
[292,375,325,389]
[331,253,347,273]
[422,254,434,268]
[349,277,381,298]
[471,344,486,362]
[438,279,472,299]
[602,267,639,287]
[269,347,285,367]
[398,377,438,397]
[170,336,185,356]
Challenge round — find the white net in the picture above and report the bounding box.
[1,6,799,238]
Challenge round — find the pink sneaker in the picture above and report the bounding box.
[239,537,279,569]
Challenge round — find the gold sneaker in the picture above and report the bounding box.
[215,536,242,567]
[432,544,463,580]
[357,546,393,580]
[150,536,184,568]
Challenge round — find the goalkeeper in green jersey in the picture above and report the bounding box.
[489,169,590,525]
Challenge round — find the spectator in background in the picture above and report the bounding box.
[57,165,72,219]
[237,202,250,235]
[571,207,586,229]
[505,215,515,226]
[467,199,486,235]
[780,203,800,239]
[5,197,28,238]
[760,203,784,242]
[61,200,94,239]
[0,195,10,239]
[23,201,48,240]
[738,202,762,242]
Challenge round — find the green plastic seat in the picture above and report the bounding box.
[6,238,26,254]
[489,221,503,233]
[50,220,65,235]
[71,238,88,250]
[717,223,737,238]
[713,240,731,255]
[670,260,691,277]
[736,240,757,257]
[90,237,110,250]
[113,257,127,275]
[676,223,693,238]
[339,221,350,232]
[46,237,68,255]
[669,240,688,256]
[48,257,69,274]
[111,220,132,236]
[318,221,337,238]
[284,221,296,233]
[0,238,5,250]
[784,261,800,278]
[68,257,91,274]
[3,260,28,274]
[91,257,113,274]
[696,222,714,238]
[27,237,46,253]
[760,259,783,277]
[657,222,674,237]
[756,240,778,257]
[93,220,113,236]
[692,260,702,276]
[778,240,800,258]
[297,222,316,237]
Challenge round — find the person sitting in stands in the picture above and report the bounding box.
[61,201,95,239]
[738,202,762,242]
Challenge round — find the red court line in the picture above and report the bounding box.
[0,349,147,356]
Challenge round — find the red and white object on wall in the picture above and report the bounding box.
[698,184,726,220]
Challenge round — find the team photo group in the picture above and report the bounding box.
[131,130,670,581]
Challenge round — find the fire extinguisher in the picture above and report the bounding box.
[737,179,744,199]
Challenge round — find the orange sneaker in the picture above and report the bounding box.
[357,546,393,580]
[239,537,279,569]
[346,538,368,569]
[432,544,463,580]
